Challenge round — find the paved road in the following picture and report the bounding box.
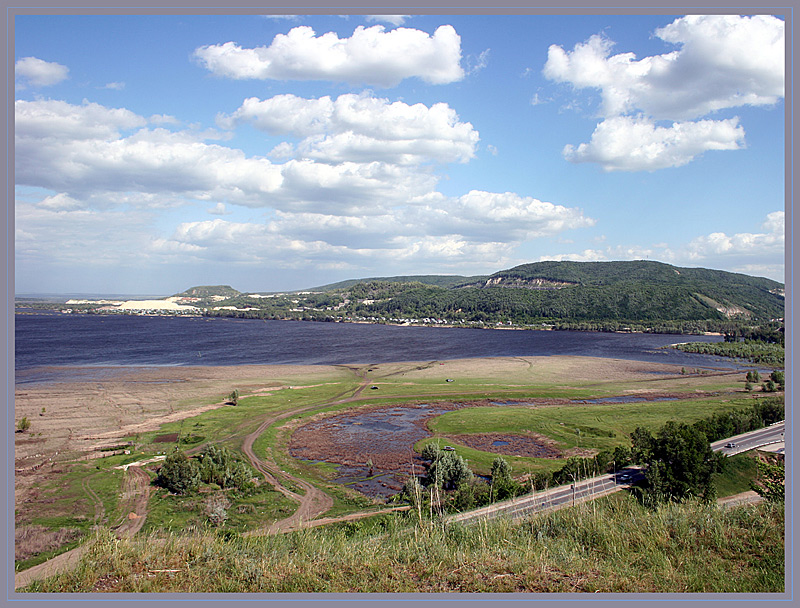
[449,421,785,526]
[447,468,644,525]
[710,421,785,456]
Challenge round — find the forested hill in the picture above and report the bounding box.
[171,261,783,333]
[312,274,488,291]
[464,260,783,290]
[341,261,785,329]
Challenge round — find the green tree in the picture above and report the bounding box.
[490,456,512,483]
[751,454,784,503]
[642,421,719,503]
[769,370,784,389]
[155,451,200,495]
[426,450,473,491]
[630,427,655,463]
[421,443,441,461]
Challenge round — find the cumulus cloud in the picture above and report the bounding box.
[543,15,784,171]
[193,24,464,87]
[15,57,69,87]
[16,97,596,277]
[207,202,231,215]
[365,15,410,26]
[683,211,784,260]
[540,212,785,281]
[563,115,745,171]
[411,191,596,242]
[219,92,479,165]
[15,99,437,213]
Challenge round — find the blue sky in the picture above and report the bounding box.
[14,12,786,295]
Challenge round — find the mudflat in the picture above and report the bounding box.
[14,356,695,509]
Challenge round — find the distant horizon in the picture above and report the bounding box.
[14,258,786,300]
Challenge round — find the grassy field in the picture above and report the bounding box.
[16,356,777,576]
[21,494,784,594]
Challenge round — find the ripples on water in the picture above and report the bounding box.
[15,312,740,384]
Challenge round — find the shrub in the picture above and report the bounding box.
[155,451,200,495]
[16,417,31,433]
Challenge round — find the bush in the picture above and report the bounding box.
[16,417,31,433]
[197,445,255,493]
[155,451,200,495]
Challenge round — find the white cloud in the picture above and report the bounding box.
[35,192,86,211]
[683,211,784,260]
[543,15,784,171]
[15,57,69,87]
[207,202,231,215]
[544,15,784,120]
[193,24,464,87]
[16,97,596,278]
[15,99,146,141]
[563,115,745,171]
[268,142,295,160]
[540,212,785,281]
[466,49,490,75]
[102,81,125,90]
[16,99,439,213]
[219,92,479,165]
[420,190,596,241]
[365,15,410,26]
[15,201,157,267]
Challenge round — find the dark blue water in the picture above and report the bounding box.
[14,312,739,384]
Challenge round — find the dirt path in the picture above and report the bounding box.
[112,466,151,538]
[15,465,152,590]
[241,365,372,534]
[80,474,106,526]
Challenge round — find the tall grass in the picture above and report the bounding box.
[22,496,783,594]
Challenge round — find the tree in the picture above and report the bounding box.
[751,454,784,503]
[426,450,473,491]
[16,417,31,433]
[630,427,655,463]
[490,456,520,501]
[421,442,441,461]
[155,450,200,495]
[641,421,719,503]
[197,444,254,492]
[769,370,784,390]
[226,389,239,405]
[490,456,512,483]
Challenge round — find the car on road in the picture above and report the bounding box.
[725,442,736,448]
[442,446,455,451]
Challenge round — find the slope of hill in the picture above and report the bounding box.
[350,261,784,326]
[173,285,241,298]
[311,274,488,292]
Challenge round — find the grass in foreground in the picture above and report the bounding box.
[22,496,783,594]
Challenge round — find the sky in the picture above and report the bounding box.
[13,12,787,295]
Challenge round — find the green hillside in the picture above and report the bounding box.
[347,261,784,328]
[174,285,241,298]
[311,274,488,292]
